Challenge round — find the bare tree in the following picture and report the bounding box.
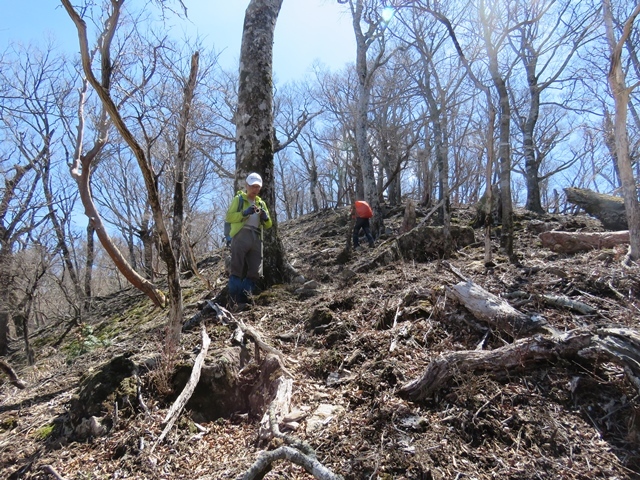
[603,0,640,261]
[417,1,499,265]
[61,0,201,348]
[342,0,391,237]
[509,0,600,213]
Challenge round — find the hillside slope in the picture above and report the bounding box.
[1,206,639,479]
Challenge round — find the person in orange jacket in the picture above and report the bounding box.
[353,200,375,249]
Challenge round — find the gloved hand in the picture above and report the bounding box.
[242,205,256,216]
[260,210,269,222]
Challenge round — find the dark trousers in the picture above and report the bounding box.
[229,227,262,281]
[228,227,262,304]
[353,217,374,247]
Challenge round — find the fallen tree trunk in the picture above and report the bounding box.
[539,230,630,253]
[399,327,640,401]
[564,187,627,230]
[447,280,546,336]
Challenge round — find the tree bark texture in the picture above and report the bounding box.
[539,230,630,253]
[564,187,627,230]
[447,280,546,337]
[603,0,640,259]
[236,0,289,286]
[400,327,640,401]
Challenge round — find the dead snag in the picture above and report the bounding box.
[0,359,26,389]
[153,325,211,449]
[539,230,630,254]
[399,327,640,401]
[252,355,293,442]
[447,280,546,336]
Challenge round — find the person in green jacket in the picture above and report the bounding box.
[225,172,273,306]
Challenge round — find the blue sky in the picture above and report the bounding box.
[0,0,356,83]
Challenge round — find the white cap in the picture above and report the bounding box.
[246,172,263,187]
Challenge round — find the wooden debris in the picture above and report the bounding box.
[0,360,26,389]
[504,291,597,316]
[447,280,546,336]
[255,355,293,441]
[40,465,67,480]
[400,327,640,401]
[539,230,630,253]
[153,325,211,449]
[238,445,344,480]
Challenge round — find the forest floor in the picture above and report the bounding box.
[1,205,640,480]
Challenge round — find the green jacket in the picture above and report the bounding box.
[225,190,273,238]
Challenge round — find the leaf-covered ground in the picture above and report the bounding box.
[1,206,640,479]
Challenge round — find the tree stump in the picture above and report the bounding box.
[395,224,475,262]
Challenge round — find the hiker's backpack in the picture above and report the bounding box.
[224,194,244,244]
[355,200,373,219]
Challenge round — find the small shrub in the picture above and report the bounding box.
[34,424,55,440]
[63,324,111,362]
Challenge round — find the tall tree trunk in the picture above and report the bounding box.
[603,0,640,260]
[84,223,94,312]
[480,0,515,261]
[351,0,384,237]
[236,0,289,285]
[42,135,85,314]
[523,73,544,213]
[0,251,12,356]
[342,0,384,236]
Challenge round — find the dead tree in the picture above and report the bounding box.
[447,280,547,337]
[564,187,627,230]
[539,230,630,253]
[400,327,640,401]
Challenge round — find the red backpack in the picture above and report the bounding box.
[355,200,373,219]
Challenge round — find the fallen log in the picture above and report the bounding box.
[504,291,597,316]
[399,327,640,401]
[447,280,546,336]
[539,230,630,253]
[564,187,627,230]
